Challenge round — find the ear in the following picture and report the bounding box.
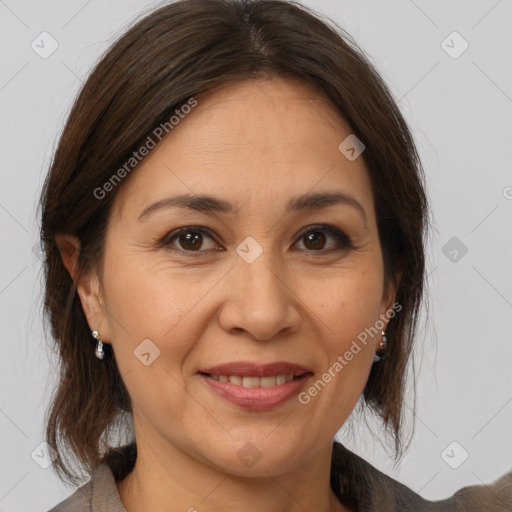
[55,233,111,343]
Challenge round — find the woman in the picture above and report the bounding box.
[41,0,511,510]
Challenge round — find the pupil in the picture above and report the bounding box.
[305,231,325,250]
[178,230,327,252]
[181,232,201,250]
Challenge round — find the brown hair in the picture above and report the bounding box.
[40,0,428,486]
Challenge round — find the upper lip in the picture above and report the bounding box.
[198,361,312,377]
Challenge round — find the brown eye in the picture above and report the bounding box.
[162,224,353,257]
[163,227,219,254]
[303,231,327,250]
[179,232,203,251]
[295,225,353,253]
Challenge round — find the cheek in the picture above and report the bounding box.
[102,261,201,427]
[318,266,384,342]
[102,244,210,336]
[101,247,226,398]
[305,267,383,409]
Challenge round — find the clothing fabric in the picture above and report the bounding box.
[47,441,512,511]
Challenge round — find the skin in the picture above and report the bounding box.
[58,77,398,512]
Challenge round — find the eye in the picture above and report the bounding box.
[293,224,354,253]
[162,226,219,254]
[161,224,354,256]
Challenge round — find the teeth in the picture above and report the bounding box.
[276,374,286,385]
[242,376,260,388]
[210,374,298,387]
[260,376,277,388]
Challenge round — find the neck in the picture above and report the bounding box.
[116,435,351,512]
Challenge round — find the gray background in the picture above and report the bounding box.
[1,0,511,510]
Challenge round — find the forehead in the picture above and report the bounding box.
[112,77,373,219]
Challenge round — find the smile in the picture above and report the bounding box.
[207,374,299,387]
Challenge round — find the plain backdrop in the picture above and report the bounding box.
[0,0,511,510]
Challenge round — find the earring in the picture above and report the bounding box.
[91,330,105,360]
[373,331,387,363]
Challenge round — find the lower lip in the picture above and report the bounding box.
[199,373,311,410]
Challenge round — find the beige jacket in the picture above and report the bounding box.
[48,441,512,511]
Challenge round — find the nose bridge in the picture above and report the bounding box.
[219,236,300,340]
[236,237,287,307]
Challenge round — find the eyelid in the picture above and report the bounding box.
[159,226,221,253]
[160,223,354,255]
[293,223,354,248]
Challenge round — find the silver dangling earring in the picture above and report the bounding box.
[373,331,387,363]
[91,330,105,360]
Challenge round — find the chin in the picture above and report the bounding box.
[194,432,312,477]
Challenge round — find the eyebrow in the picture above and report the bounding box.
[137,191,367,223]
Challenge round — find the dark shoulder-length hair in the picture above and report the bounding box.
[40,0,428,486]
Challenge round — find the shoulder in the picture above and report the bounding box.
[46,478,93,512]
[445,470,512,511]
[47,443,136,512]
[47,464,126,512]
[331,441,512,511]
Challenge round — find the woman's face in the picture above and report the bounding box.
[88,77,396,476]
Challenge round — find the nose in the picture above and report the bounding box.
[217,248,302,341]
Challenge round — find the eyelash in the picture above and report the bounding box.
[159,224,355,257]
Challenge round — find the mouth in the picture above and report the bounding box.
[197,361,313,410]
[200,373,302,387]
